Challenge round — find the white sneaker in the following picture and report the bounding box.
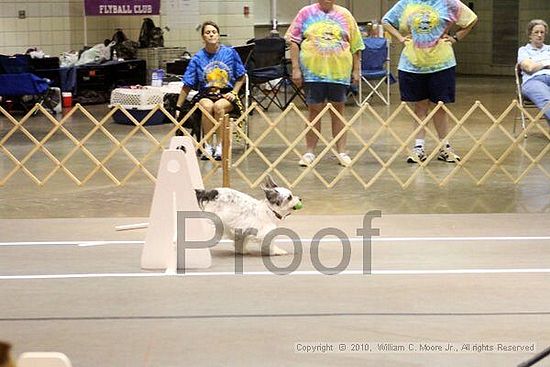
[437,144,461,163]
[200,143,214,160]
[337,152,352,167]
[406,145,426,164]
[213,144,222,161]
[298,152,315,167]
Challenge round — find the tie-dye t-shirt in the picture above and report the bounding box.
[285,3,364,85]
[382,0,477,73]
[182,45,246,92]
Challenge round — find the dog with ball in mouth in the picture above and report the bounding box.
[195,175,303,255]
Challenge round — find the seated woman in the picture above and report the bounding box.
[175,21,246,160]
[517,19,550,127]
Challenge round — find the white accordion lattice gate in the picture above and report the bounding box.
[230,100,550,189]
[0,100,548,188]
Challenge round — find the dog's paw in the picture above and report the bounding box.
[234,248,250,255]
[247,244,287,256]
[269,246,288,256]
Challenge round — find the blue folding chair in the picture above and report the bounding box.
[0,55,59,113]
[358,37,395,106]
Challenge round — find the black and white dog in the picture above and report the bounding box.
[195,176,303,255]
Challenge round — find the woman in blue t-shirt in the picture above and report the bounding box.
[175,21,246,160]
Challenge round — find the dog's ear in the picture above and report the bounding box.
[261,174,278,189]
[263,187,282,206]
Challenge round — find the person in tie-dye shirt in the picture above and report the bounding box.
[382,0,477,164]
[286,0,364,168]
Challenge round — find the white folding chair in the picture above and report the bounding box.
[232,43,255,112]
[17,352,72,367]
[232,43,255,144]
[514,63,536,135]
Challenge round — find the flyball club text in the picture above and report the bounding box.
[98,5,153,14]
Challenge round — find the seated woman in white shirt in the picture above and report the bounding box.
[517,19,550,126]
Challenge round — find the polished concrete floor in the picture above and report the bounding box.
[1,214,549,367]
[1,76,549,367]
[0,75,549,218]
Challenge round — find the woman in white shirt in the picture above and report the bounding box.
[517,19,550,126]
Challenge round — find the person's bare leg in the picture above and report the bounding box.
[199,98,215,144]
[413,99,430,140]
[329,102,346,152]
[404,99,431,163]
[212,99,234,143]
[432,104,449,141]
[432,102,460,161]
[305,103,325,153]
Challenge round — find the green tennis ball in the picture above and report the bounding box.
[293,201,303,210]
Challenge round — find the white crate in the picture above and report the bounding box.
[109,84,187,125]
[109,87,165,110]
[109,87,167,125]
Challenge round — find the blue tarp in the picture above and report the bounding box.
[0,73,50,96]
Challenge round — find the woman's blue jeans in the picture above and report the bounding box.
[522,74,550,125]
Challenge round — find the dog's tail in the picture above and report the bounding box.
[195,189,219,209]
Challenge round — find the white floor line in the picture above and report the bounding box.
[1,235,550,247]
[1,268,550,280]
[0,241,144,247]
[371,236,550,242]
